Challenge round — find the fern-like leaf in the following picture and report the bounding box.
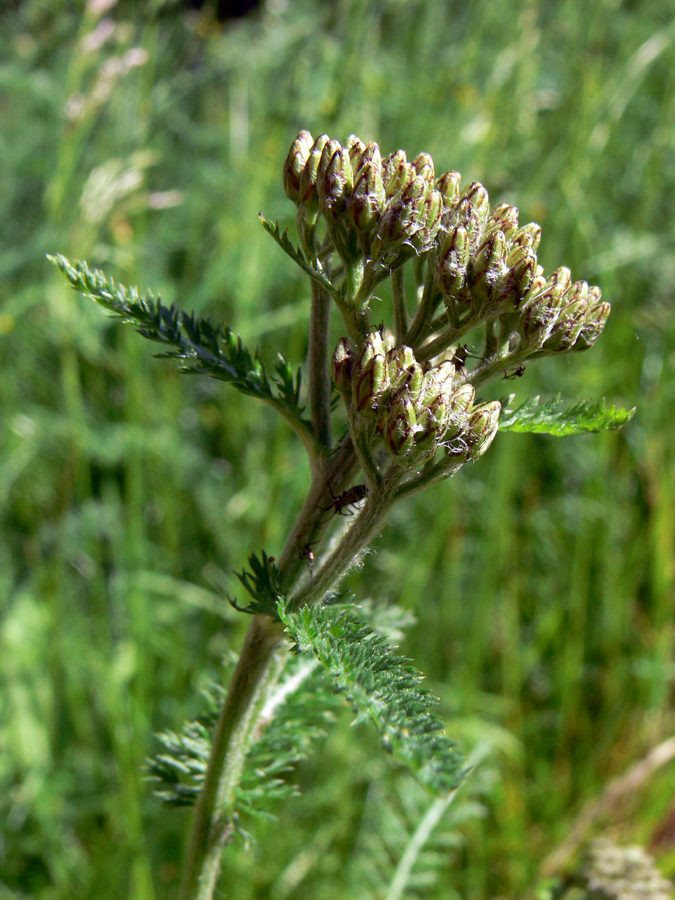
[229,550,284,619]
[48,255,313,441]
[277,600,466,795]
[258,214,339,298]
[499,395,634,436]
[147,657,340,823]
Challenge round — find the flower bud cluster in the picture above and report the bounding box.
[435,186,543,316]
[434,183,609,356]
[283,130,443,267]
[332,333,500,466]
[515,267,611,354]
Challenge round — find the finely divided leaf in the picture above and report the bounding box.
[258,214,338,296]
[48,255,310,430]
[147,657,340,824]
[499,395,635,436]
[229,551,284,619]
[278,601,466,795]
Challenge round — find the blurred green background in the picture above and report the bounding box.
[1,0,674,897]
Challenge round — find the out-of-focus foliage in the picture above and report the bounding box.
[1,0,674,898]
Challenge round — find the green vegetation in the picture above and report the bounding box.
[2,1,674,898]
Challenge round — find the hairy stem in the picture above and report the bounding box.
[308,281,333,449]
[178,616,285,900]
[293,464,402,607]
[392,267,408,345]
[179,436,361,898]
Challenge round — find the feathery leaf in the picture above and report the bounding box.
[48,254,310,429]
[277,600,467,795]
[259,214,339,297]
[147,657,340,823]
[499,395,635,436]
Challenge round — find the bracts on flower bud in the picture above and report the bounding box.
[297,134,330,209]
[283,130,314,203]
[464,401,501,460]
[351,332,389,415]
[317,141,353,221]
[332,337,355,399]
[350,142,386,234]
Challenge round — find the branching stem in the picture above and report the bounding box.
[308,281,333,449]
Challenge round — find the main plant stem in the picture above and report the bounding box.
[178,616,285,900]
[178,437,362,898]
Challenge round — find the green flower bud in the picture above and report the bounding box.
[384,158,415,199]
[470,230,509,304]
[332,337,355,398]
[386,346,416,383]
[317,143,353,219]
[383,149,407,184]
[390,361,424,404]
[421,360,457,402]
[353,352,387,414]
[543,298,588,352]
[385,395,417,457]
[410,189,443,252]
[572,297,610,352]
[490,203,520,239]
[449,182,490,252]
[444,383,475,439]
[511,222,542,251]
[283,130,314,203]
[437,225,470,298]
[412,395,449,461]
[358,330,387,368]
[298,134,330,207]
[504,247,538,307]
[466,400,501,460]
[436,171,462,207]
[346,134,366,168]
[412,152,435,184]
[350,142,386,232]
[351,332,389,414]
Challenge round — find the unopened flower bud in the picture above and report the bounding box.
[384,158,415,199]
[384,395,417,456]
[572,298,610,352]
[351,143,386,232]
[466,400,501,460]
[490,203,520,239]
[412,152,435,184]
[413,395,449,460]
[436,171,462,207]
[542,298,588,352]
[444,383,475,439]
[410,189,443,252]
[317,143,353,219]
[452,182,490,251]
[346,134,366,168]
[283,130,314,203]
[512,222,542,251]
[391,361,424,404]
[421,361,456,402]
[298,134,330,207]
[386,345,416,383]
[332,337,355,397]
[437,226,470,297]
[471,231,509,304]
[383,149,407,184]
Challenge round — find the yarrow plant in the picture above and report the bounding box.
[50,129,632,899]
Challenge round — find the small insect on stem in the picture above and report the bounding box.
[449,344,484,375]
[299,542,315,577]
[504,364,526,380]
[324,483,368,517]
